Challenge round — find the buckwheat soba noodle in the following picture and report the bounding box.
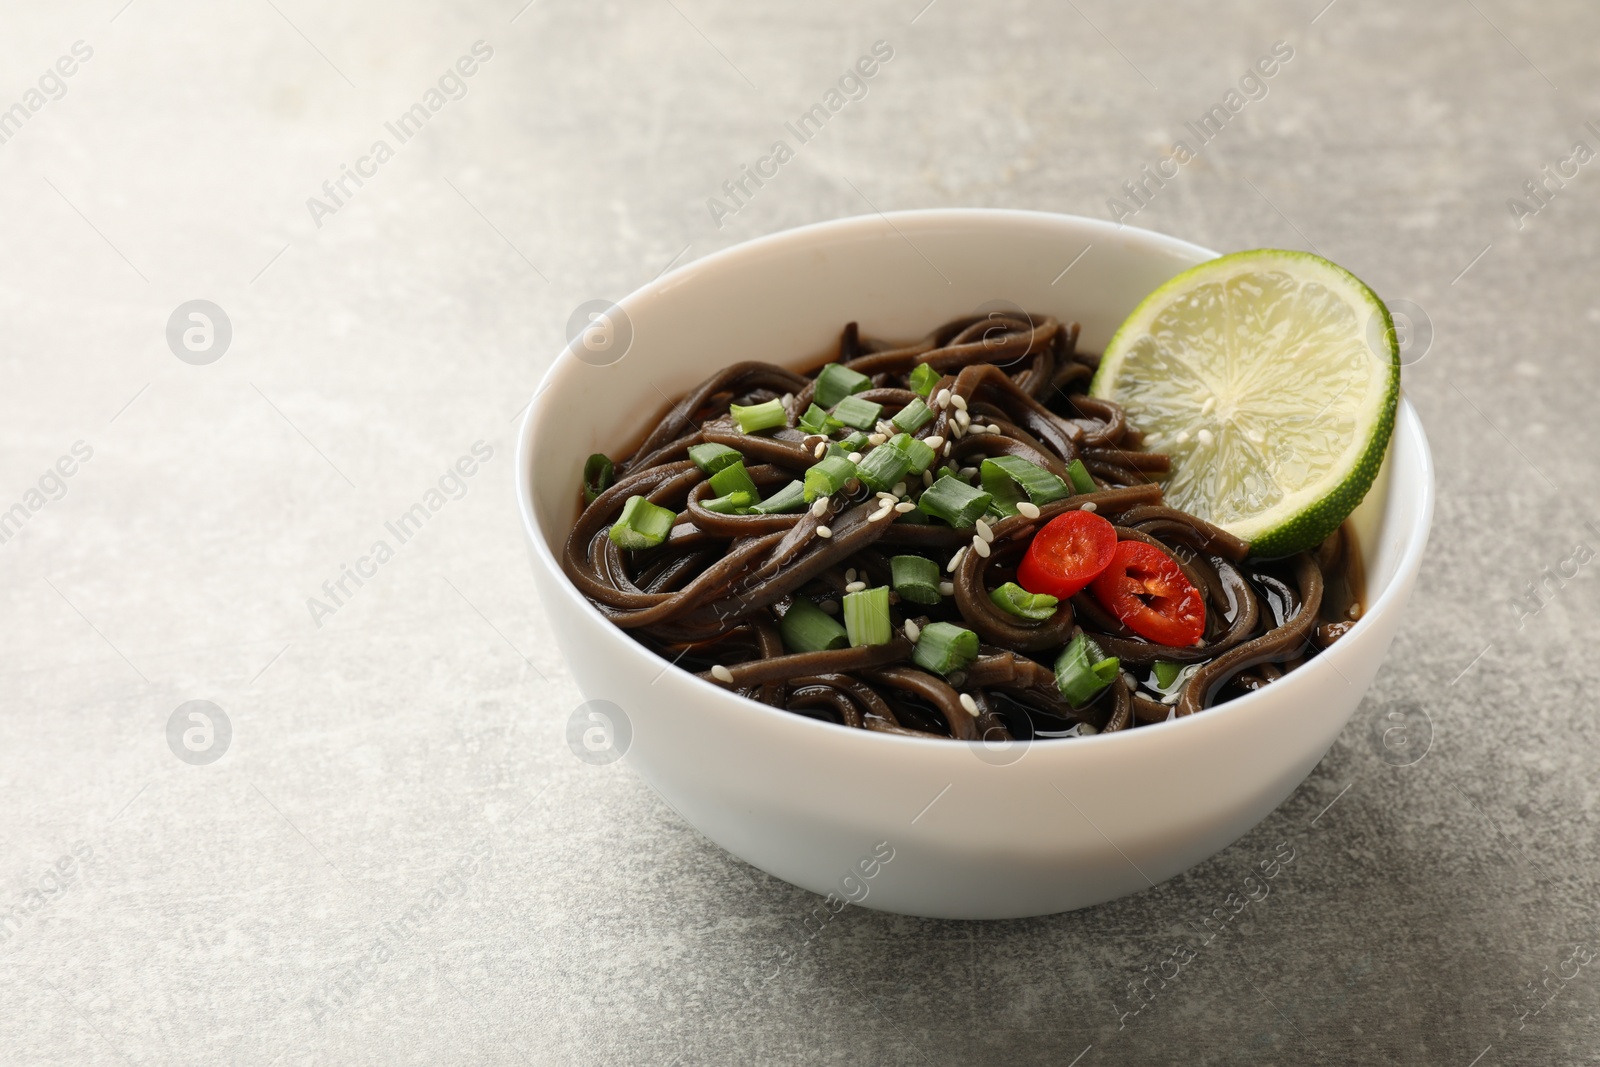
[564,313,1364,741]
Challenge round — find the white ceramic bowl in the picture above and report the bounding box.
[517,210,1433,919]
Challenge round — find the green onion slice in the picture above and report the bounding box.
[891,555,943,605]
[687,442,743,475]
[842,586,892,647]
[1152,661,1185,690]
[1065,458,1097,495]
[856,444,913,493]
[891,398,934,434]
[700,490,756,514]
[911,621,979,676]
[907,363,941,398]
[814,363,871,408]
[803,454,857,502]
[609,495,676,550]
[749,479,806,514]
[729,398,787,434]
[583,454,614,504]
[989,582,1059,621]
[887,433,936,474]
[797,403,843,436]
[980,455,1071,517]
[917,475,992,528]
[831,394,883,431]
[1055,633,1120,706]
[708,462,760,503]
[780,597,849,653]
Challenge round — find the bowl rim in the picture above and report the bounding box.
[515,208,1435,753]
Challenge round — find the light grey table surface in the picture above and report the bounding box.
[3,1,1596,1064]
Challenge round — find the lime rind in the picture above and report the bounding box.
[1090,250,1400,557]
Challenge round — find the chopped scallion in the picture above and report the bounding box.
[700,490,756,514]
[918,475,992,528]
[749,479,806,514]
[832,394,884,431]
[1153,660,1183,689]
[780,597,849,653]
[891,398,934,434]
[803,454,857,502]
[1065,458,1097,495]
[856,444,913,493]
[989,582,1060,621]
[609,495,676,550]
[814,363,871,408]
[911,621,979,676]
[908,363,941,398]
[887,433,935,474]
[980,455,1070,517]
[891,555,943,605]
[729,398,787,434]
[842,586,892,647]
[797,403,843,436]
[708,461,759,501]
[1055,633,1120,706]
[583,454,614,504]
[687,442,743,475]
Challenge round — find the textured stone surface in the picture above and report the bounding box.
[1,0,1597,1063]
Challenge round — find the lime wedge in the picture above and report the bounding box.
[1090,249,1399,557]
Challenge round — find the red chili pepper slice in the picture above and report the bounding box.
[1088,540,1206,646]
[1016,510,1118,600]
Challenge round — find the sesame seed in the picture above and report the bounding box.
[1200,396,1215,416]
[938,581,955,596]
[1016,502,1041,519]
[904,620,921,643]
[948,671,967,688]
[950,394,968,412]
[1175,430,1190,445]
[817,525,833,538]
[935,388,951,409]
[1197,428,1215,447]
[924,435,945,450]
[971,535,991,558]
[811,496,829,517]
[959,693,979,716]
[847,451,863,463]
[943,442,953,456]
[958,466,978,481]
[870,505,893,522]
[1246,428,1264,444]
[711,664,734,683]
[868,433,887,446]
[986,424,1003,435]
[845,581,867,594]
[891,482,907,497]
[975,519,994,543]
[1078,723,1098,736]
[813,442,827,458]
[782,393,795,407]
[821,600,839,615]
[894,501,916,513]
[947,547,966,572]
[845,568,857,583]
[1081,501,1098,513]
[844,478,860,493]
[922,470,934,487]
